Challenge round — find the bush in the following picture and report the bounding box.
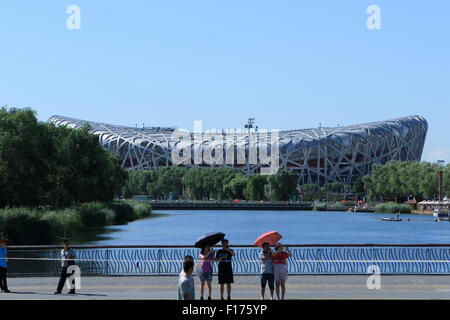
[77,202,107,227]
[0,200,151,244]
[313,203,327,211]
[374,203,412,214]
[0,208,54,244]
[106,201,136,224]
[42,208,83,236]
[103,208,117,225]
[127,201,151,218]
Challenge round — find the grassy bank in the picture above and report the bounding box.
[374,202,411,214]
[0,200,151,245]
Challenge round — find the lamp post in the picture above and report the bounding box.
[244,118,255,133]
[437,160,445,203]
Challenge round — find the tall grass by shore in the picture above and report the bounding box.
[0,200,151,245]
[374,203,411,214]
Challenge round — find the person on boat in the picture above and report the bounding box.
[199,244,215,300]
[273,243,292,300]
[396,211,400,220]
[215,239,235,300]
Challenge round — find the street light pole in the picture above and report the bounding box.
[437,160,445,202]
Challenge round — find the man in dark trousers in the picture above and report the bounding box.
[0,238,10,293]
[215,239,235,300]
[55,239,77,294]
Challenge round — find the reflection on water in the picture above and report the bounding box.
[71,213,169,244]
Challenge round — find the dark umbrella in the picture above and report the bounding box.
[195,232,225,248]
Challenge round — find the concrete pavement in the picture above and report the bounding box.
[2,275,450,299]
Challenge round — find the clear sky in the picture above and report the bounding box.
[1,1,449,162]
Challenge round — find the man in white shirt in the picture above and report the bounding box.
[54,239,76,294]
[178,255,195,300]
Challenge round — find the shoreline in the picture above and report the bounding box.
[147,201,376,212]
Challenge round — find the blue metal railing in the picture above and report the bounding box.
[6,244,450,276]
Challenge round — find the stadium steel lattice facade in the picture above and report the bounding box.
[48,115,428,185]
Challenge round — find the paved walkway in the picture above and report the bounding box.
[1,275,450,299]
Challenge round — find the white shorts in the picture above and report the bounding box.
[274,263,287,282]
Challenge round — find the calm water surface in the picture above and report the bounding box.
[82,210,450,245]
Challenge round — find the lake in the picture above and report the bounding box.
[81,210,450,245]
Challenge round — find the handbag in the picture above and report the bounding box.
[194,262,203,277]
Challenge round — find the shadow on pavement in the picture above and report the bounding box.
[2,292,108,297]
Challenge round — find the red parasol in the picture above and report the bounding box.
[254,231,282,247]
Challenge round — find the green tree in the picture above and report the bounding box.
[299,184,324,201]
[363,161,442,201]
[0,107,126,207]
[147,167,187,199]
[209,167,241,200]
[244,175,268,201]
[350,177,365,194]
[124,169,154,197]
[223,175,248,200]
[182,168,214,200]
[267,170,297,201]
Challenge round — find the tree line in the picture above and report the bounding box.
[124,160,449,203]
[362,161,449,202]
[123,167,300,201]
[0,107,127,207]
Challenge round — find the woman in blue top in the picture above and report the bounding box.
[0,238,10,293]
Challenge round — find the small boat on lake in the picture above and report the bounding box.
[380,217,402,222]
[380,212,402,222]
[433,207,449,218]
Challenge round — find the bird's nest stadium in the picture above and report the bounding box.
[48,115,427,185]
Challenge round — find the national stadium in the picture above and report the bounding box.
[48,115,428,185]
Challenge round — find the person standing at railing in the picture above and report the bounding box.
[259,242,274,300]
[273,244,292,300]
[54,239,76,295]
[215,239,235,300]
[0,238,10,293]
[199,244,215,300]
[180,255,194,275]
[178,256,195,300]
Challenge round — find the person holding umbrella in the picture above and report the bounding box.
[215,239,235,300]
[195,231,225,300]
[0,238,10,293]
[273,243,292,300]
[199,244,215,300]
[254,231,283,300]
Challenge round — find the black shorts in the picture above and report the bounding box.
[218,269,234,284]
[260,273,274,289]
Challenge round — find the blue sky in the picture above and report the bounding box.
[1,1,449,162]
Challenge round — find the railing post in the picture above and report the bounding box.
[315,248,321,274]
[105,249,109,276]
[157,248,162,275]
